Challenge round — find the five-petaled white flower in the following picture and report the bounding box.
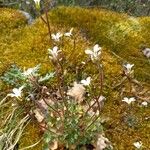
[85,44,102,61]
[81,77,91,86]
[122,97,136,104]
[8,86,24,98]
[133,141,142,149]
[48,46,61,60]
[51,32,63,42]
[64,28,73,37]
[123,63,134,74]
[141,101,148,107]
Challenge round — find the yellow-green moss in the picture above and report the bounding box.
[49,6,150,83]
[0,8,27,33]
[139,17,150,46]
[19,122,43,150]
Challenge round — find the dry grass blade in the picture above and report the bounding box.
[0,106,30,150]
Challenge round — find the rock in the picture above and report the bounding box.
[19,10,33,24]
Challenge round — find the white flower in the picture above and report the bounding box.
[48,46,61,60]
[123,63,134,74]
[143,48,150,58]
[141,101,148,107]
[122,97,136,104]
[34,0,40,5]
[64,28,73,37]
[133,141,142,149]
[81,77,91,86]
[85,44,102,61]
[8,86,24,98]
[51,32,63,42]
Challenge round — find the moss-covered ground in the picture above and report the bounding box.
[0,7,150,150]
[49,7,150,83]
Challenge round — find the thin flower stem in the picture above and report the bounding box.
[78,114,100,142]
[84,115,100,132]
[97,63,104,96]
[61,35,64,48]
[45,9,52,41]
[96,63,104,115]
[57,60,69,114]
[81,60,104,132]
[50,58,66,115]
[40,16,47,25]
[42,97,62,117]
[126,75,132,93]
[80,99,97,119]
[73,35,76,51]
[95,96,101,116]
[55,67,65,115]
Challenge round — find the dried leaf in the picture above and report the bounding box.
[33,109,44,122]
[95,134,111,150]
[49,140,58,150]
[67,82,85,103]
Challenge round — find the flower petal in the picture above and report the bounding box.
[53,46,58,53]
[93,44,101,53]
[85,50,93,55]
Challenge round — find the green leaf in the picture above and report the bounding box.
[43,132,54,144]
[38,72,55,82]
